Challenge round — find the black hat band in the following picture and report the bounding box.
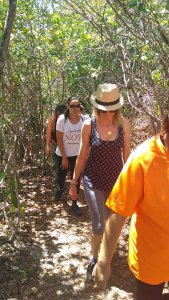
[95,98,120,106]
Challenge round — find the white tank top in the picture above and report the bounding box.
[55,114,88,157]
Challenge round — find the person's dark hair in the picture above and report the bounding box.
[161,113,169,135]
[55,104,66,115]
[64,96,79,121]
[80,104,84,112]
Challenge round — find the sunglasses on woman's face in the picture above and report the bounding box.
[70,104,80,108]
[98,109,115,113]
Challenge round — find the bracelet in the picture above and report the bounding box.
[70,180,78,186]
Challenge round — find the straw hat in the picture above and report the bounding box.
[91,83,123,111]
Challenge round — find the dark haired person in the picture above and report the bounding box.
[46,104,66,157]
[80,103,90,118]
[69,83,130,278]
[80,104,85,114]
[55,96,88,216]
[93,113,169,300]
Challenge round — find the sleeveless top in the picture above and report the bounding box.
[83,117,124,192]
[55,114,89,157]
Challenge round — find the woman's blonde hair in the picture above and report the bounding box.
[93,107,123,126]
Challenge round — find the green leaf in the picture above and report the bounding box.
[3,189,10,200]
[128,1,138,8]
[20,206,26,219]
[8,177,15,191]
[0,172,5,182]
[10,206,16,213]
[11,193,18,208]
[166,0,169,10]
[17,180,22,191]
[138,2,147,13]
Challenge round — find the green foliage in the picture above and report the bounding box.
[128,1,138,8]
[166,0,169,10]
[2,188,10,201]
[1,0,169,123]
[2,174,24,217]
[138,2,147,13]
[11,193,18,208]
[0,171,5,182]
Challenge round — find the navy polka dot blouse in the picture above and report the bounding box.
[83,117,124,192]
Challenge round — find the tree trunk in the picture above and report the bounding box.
[0,0,17,80]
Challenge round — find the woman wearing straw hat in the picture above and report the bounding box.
[69,83,131,279]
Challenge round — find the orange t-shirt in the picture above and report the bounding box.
[106,136,169,284]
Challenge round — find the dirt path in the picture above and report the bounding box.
[0,165,135,300]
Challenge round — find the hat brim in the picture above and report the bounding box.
[90,92,123,111]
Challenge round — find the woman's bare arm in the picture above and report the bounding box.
[46,116,53,156]
[56,130,69,169]
[69,119,91,199]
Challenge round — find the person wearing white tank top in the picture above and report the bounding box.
[55,96,88,216]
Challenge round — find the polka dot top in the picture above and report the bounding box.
[83,117,124,192]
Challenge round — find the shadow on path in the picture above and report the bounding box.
[0,165,137,300]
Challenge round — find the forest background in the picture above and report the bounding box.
[0,0,169,250]
[0,1,169,299]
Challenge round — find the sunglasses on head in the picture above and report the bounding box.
[98,109,115,113]
[70,104,80,108]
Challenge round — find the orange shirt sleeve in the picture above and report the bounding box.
[106,152,144,216]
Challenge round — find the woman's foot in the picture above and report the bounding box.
[70,202,82,216]
[55,188,64,201]
[87,258,97,280]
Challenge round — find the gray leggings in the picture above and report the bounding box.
[84,184,111,235]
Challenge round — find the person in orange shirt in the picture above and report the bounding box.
[93,113,169,300]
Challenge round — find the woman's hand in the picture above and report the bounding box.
[46,145,51,156]
[61,157,69,169]
[69,184,78,200]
